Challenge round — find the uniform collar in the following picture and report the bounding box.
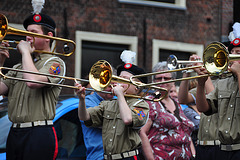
[33,53,54,62]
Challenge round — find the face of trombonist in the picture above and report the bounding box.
[118,71,140,95]
[230,47,240,65]
[26,24,52,51]
[231,47,240,55]
[154,72,173,91]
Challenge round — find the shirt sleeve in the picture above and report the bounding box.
[205,86,218,115]
[130,99,149,128]
[2,64,21,88]
[39,57,66,84]
[85,101,105,127]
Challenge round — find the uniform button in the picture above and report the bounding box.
[233,91,235,93]
[110,139,112,142]
[219,95,222,98]
[230,105,233,108]
[226,130,228,134]
[228,118,231,120]
[208,119,210,122]
[206,130,208,133]
[107,115,110,118]
[113,126,115,129]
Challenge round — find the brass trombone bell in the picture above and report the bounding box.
[89,60,168,101]
[0,14,76,56]
[130,41,240,87]
[0,67,112,94]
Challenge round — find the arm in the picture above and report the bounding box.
[204,77,214,94]
[0,42,9,95]
[139,119,155,160]
[229,61,240,94]
[195,67,211,112]
[17,40,49,88]
[178,72,195,104]
[75,83,91,121]
[178,54,202,104]
[190,139,196,158]
[113,84,132,125]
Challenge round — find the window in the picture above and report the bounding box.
[75,31,138,78]
[118,0,186,10]
[152,39,204,85]
[81,41,129,78]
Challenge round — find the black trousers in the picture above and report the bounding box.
[196,145,240,160]
[6,125,58,160]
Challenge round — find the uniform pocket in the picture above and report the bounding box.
[218,91,231,115]
[102,110,115,134]
[116,113,125,135]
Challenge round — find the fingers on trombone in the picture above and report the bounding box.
[74,82,84,91]
[190,55,201,61]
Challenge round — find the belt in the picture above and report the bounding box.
[104,149,139,160]
[12,120,53,128]
[221,144,240,151]
[197,140,221,146]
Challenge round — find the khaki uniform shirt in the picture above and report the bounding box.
[190,88,219,141]
[85,97,149,154]
[206,76,240,144]
[3,54,65,123]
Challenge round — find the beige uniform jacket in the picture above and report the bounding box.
[85,97,149,155]
[3,54,65,123]
[206,76,240,144]
[190,88,219,141]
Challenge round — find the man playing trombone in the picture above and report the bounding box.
[195,38,240,160]
[0,13,65,160]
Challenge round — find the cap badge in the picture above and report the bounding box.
[124,63,132,69]
[233,38,240,46]
[33,14,42,23]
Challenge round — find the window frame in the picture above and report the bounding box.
[75,31,138,78]
[118,0,186,10]
[152,39,204,68]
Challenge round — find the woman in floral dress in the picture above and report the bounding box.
[140,62,195,160]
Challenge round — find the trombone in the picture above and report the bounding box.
[130,41,240,87]
[89,60,168,101]
[0,14,75,57]
[167,54,202,70]
[0,60,168,101]
[0,66,111,94]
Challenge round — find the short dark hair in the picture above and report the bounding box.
[41,25,55,47]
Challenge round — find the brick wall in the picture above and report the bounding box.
[0,0,233,94]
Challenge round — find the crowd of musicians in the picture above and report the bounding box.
[1,8,240,160]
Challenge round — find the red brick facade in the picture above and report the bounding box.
[0,0,233,94]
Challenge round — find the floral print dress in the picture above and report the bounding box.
[147,99,194,160]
